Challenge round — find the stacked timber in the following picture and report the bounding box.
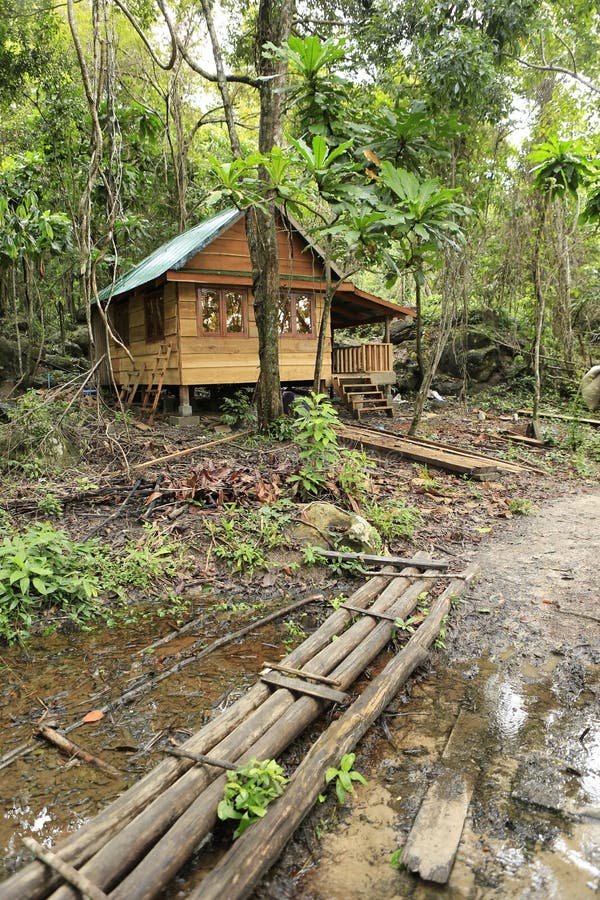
[1,556,476,900]
[336,423,537,476]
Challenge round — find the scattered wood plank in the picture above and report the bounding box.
[131,430,254,471]
[340,603,398,621]
[163,748,238,771]
[501,430,546,447]
[260,672,349,704]
[402,709,487,883]
[337,423,535,475]
[38,725,121,779]
[261,662,341,687]
[517,408,600,427]
[316,549,449,570]
[21,839,108,900]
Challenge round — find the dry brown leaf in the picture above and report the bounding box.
[83,710,105,724]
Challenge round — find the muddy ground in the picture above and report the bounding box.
[266,489,600,900]
[0,395,599,897]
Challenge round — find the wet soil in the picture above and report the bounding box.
[276,490,600,899]
[1,398,599,897]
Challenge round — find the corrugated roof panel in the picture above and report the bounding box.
[98,207,243,302]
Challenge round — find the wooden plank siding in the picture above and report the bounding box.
[101,216,332,388]
[103,282,180,385]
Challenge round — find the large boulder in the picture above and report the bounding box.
[581,365,600,411]
[291,502,381,555]
[390,315,416,344]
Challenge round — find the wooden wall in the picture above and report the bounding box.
[100,215,332,388]
[99,282,180,385]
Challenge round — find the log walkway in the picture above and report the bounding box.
[1,557,477,900]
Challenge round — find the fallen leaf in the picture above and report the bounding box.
[83,710,105,723]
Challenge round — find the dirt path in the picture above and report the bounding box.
[274,488,600,899]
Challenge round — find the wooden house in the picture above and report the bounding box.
[94,207,413,419]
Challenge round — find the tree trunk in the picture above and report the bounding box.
[532,200,548,424]
[414,275,424,385]
[312,257,334,392]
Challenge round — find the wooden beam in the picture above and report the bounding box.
[340,603,398,621]
[517,408,600,427]
[316,549,449,570]
[260,672,349,704]
[22,838,109,900]
[261,662,341,687]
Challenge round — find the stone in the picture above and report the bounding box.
[291,501,381,554]
[168,415,200,427]
[581,365,600,411]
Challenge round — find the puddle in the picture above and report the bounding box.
[0,595,290,881]
[294,656,600,900]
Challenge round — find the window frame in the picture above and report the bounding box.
[144,289,165,343]
[109,300,130,347]
[278,290,316,339]
[196,286,248,338]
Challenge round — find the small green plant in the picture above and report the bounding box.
[267,415,295,442]
[282,618,307,651]
[217,758,287,838]
[220,390,257,427]
[435,615,448,649]
[363,499,423,543]
[412,464,440,491]
[393,615,420,637]
[508,497,535,516]
[324,752,367,804]
[338,450,374,503]
[328,593,347,610]
[389,848,404,870]
[36,493,63,519]
[287,393,340,496]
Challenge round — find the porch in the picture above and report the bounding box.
[332,342,395,383]
[331,342,396,420]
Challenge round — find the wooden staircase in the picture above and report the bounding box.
[332,375,394,420]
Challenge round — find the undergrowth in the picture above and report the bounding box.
[0,521,183,643]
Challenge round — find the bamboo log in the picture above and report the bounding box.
[517,408,600,427]
[193,566,478,900]
[130,430,253,471]
[104,564,439,900]
[38,725,122,779]
[0,568,414,900]
[21,839,108,900]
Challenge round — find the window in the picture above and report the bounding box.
[110,302,129,346]
[144,290,164,342]
[198,287,247,336]
[278,291,315,337]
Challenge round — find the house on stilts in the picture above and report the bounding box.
[94,207,414,421]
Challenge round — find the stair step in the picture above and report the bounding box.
[334,375,372,385]
[343,386,380,395]
[351,396,387,407]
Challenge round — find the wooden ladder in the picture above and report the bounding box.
[139,342,172,425]
[118,367,144,410]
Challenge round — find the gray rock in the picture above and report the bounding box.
[581,365,600,411]
[290,502,381,554]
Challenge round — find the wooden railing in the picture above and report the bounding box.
[332,342,393,374]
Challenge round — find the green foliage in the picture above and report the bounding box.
[301,545,367,577]
[324,753,368,805]
[36,493,63,519]
[435,615,448,650]
[0,391,75,475]
[0,522,182,643]
[389,848,404,870]
[338,451,375,503]
[508,497,535,516]
[217,758,287,839]
[204,500,295,576]
[393,615,420,636]
[287,394,340,496]
[282,618,308,651]
[220,390,257,428]
[529,138,596,199]
[363,498,423,542]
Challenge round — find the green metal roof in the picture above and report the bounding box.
[98,207,243,302]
